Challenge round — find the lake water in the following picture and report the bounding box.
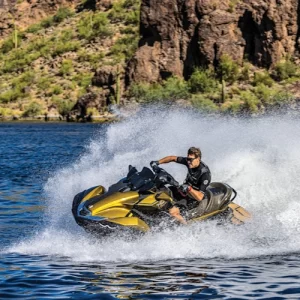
[1,109,300,299]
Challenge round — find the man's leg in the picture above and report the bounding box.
[169,206,187,225]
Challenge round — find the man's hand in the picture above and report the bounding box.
[179,184,191,194]
[150,160,159,171]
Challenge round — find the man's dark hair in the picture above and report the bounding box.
[188,147,202,159]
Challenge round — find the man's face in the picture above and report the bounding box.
[187,154,200,169]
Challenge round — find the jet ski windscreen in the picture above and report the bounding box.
[127,167,155,192]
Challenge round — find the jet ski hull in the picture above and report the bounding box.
[72,166,251,236]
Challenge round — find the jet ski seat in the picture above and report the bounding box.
[186,182,232,219]
[205,182,232,213]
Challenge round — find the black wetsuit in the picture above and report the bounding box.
[173,157,211,210]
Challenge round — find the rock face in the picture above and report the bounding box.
[128,0,300,83]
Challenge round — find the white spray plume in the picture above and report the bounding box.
[8,107,300,262]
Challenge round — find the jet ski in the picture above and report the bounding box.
[72,165,251,236]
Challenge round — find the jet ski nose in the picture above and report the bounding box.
[79,206,90,216]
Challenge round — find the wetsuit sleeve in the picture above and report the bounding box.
[176,157,188,167]
[194,172,211,193]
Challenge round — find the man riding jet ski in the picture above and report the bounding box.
[151,146,211,225]
[72,149,251,236]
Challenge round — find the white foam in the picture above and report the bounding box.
[8,107,300,262]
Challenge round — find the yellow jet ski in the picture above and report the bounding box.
[72,165,251,236]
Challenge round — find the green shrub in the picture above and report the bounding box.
[0,31,24,54]
[51,40,80,56]
[110,35,139,61]
[40,17,55,29]
[12,71,35,87]
[78,12,112,41]
[253,84,276,104]
[163,76,189,100]
[77,50,105,65]
[128,82,149,100]
[53,7,74,23]
[190,94,218,112]
[0,107,14,117]
[240,90,260,112]
[109,0,140,24]
[60,29,75,42]
[72,73,93,88]
[108,1,127,23]
[27,51,42,61]
[9,48,27,61]
[0,47,41,73]
[253,71,274,87]
[273,60,298,81]
[239,62,251,81]
[52,97,75,116]
[37,77,52,90]
[51,85,63,95]
[38,7,74,30]
[22,101,43,117]
[188,68,218,93]
[221,98,243,113]
[0,89,23,103]
[218,54,240,84]
[129,76,189,102]
[27,38,48,52]
[26,23,43,33]
[271,91,294,105]
[129,82,164,102]
[124,10,140,25]
[0,38,14,54]
[59,60,74,76]
[2,59,24,73]
[120,26,137,35]
[123,0,139,8]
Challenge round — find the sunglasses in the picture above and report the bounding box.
[187,157,197,163]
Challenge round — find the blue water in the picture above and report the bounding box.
[1,113,300,299]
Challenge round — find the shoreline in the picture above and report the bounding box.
[0,115,119,124]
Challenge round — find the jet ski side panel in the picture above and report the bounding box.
[109,217,150,232]
[94,207,132,218]
[82,186,106,202]
[188,207,229,223]
[89,191,139,216]
[137,192,173,208]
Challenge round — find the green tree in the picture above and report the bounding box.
[218,54,240,84]
[22,102,43,117]
[188,68,218,93]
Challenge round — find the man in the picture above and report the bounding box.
[150,147,211,224]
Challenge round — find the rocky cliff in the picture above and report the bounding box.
[128,0,300,83]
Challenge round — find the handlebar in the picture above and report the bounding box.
[150,164,179,187]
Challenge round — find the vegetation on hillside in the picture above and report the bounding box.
[0,0,140,119]
[0,0,299,120]
[128,55,300,114]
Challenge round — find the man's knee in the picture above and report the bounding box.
[169,206,180,216]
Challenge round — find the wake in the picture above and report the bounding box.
[8,107,300,262]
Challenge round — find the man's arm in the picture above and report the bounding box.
[188,188,205,201]
[186,172,211,201]
[157,156,178,164]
